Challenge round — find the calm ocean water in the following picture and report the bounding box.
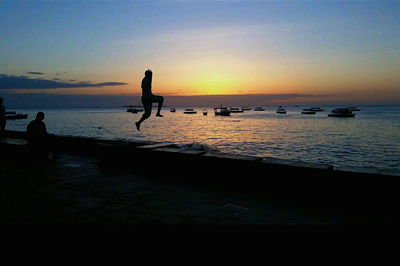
[6,105,400,174]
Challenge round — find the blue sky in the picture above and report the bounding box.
[1,0,400,107]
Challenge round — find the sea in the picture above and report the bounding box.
[5,105,400,175]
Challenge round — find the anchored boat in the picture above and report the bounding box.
[328,108,355,117]
[5,113,28,120]
[347,106,361,111]
[183,108,197,114]
[301,109,316,115]
[127,104,144,113]
[310,107,324,112]
[276,106,287,114]
[228,107,244,113]
[214,106,231,116]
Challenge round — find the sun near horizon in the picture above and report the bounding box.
[1,0,400,106]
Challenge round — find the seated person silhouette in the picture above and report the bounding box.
[135,69,164,131]
[26,112,58,160]
[0,97,6,138]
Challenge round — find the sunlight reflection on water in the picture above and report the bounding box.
[6,105,400,174]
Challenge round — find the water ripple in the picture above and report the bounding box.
[6,106,400,174]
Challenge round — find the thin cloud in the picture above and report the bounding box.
[26,71,44,75]
[0,75,128,90]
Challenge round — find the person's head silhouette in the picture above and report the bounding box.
[145,69,152,78]
[36,112,45,121]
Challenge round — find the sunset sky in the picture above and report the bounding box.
[1,0,400,107]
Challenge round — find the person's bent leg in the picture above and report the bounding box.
[135,102,152,131]
[154,95,164,117]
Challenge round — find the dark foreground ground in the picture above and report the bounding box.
[0,152,356,224]
[2,130,399,225]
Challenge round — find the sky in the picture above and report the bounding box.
[1,0,400,107]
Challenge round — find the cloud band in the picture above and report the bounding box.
[0,75,128,90]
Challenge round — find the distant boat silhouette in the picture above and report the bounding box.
[241,104,252,111]
[310,107,324,112]
[127,108,138,113]
[170,107,176,112]
[328,108,355,117]
[301,109,316,115]
[276,106,287,114]
[347,106,361,111]
[228,107,244,113]
[5,113,28,120]
[127,101,144,113]
[254,107,265,111]
[203,109,208,115]
[184,108,197,114]
[214,105,231,116]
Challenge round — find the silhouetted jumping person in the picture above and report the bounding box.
[0,97,6,137]
[135,69,164,131]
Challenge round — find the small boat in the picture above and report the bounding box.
[310,107,324,112]
[276,106,287,114]
[347,107,361,111]
[331,108,353,114]
[241,105,252,111]
[170,107,176,112]
[127,108,138,113]
[126,101,144,113]
[203,109,208,116]
[228,107,244,113]
[328,108,355,117]
[5,113,28,120]
[183,108,197,114]
[301,109,316,115]
[127,104,144,113]
[254,107,265,111]
[214,106,231,116]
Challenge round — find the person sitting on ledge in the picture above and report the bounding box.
[26,112,58,160]
[0,97,6,138]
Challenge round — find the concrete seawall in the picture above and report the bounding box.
[1,130,400,222]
